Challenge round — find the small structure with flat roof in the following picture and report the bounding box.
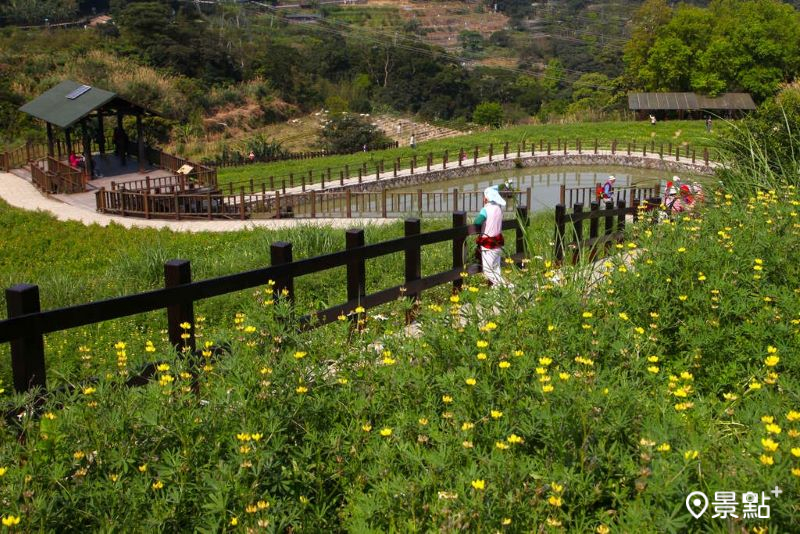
[19,80,157,179]
[628,92,756,120]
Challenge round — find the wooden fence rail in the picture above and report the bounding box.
[1,211,528,394]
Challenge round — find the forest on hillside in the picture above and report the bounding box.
[1,0,799,149]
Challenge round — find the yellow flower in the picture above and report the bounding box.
[502,518,512,526]
[0,468,6,477]
[597,526,610,534]
[514,350,525,357]
[793,468,800,477]
[684,450,699,460]
[257,500,269,510]
[767,345,778,354]
[765,356,780,367]
[559,372,570,381]
[243,326,256,334]
[179,322,191,330]
[761,415,775,424]
[548,495,562,507]
[749,381,762,390]
[678,295,688,301]
[43,412,56,420]
[1,516,21,527]
[766,423,782,435]
[465,377,477,386]
[761,438,779,452]
[245,505,258,514]
[656,443,671,452]
[462,440,474,448]
[582,311,593,318]
[294,351,307,359]
[491,410,503,419]
[618,312,629,321]
[495,441,509,450]
[354,306,365,314]
[677,247,686,253]
[791,448,800,457]
[482,322,498,331]
[539,357,552,366]
[547,324,555,332]
[382,357,396,365]
[295,386,308,394]
[138,464,148,473]
[152,480,164,490]
[634,326,645,335]
[647,366,660,374]
[760,454,774,465]
[450,295,460,304]
[442,395,453,404]
[230,517,239,526]
[362,424,372,432]
[542,384,554,393]
[471,479,485,490]
[338,377,348,385]
[418,418,428,426]
[787,410,800,422]
[380,427,392,437]
[82,387,96,395]
[476,352,487,360]
[477,340,489,348]
[507,434,524,444]
[498,361,511,369]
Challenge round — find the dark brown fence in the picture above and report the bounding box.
[559,184,661,207]
[1,210,528,394]
[30,157,84,194]
[96,186,532,220]
[554,197,661,264]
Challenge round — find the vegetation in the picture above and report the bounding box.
[1,176,799,529]
[318,113,391,154]
[216,119,721,187]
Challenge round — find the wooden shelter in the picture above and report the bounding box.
[19,80,157,178]
[628,92,756,120]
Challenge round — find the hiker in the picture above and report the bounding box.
[248,150,256,163]
[68,152,84,169]
[664,176,680,211]
[706,116,712,132]
[672,185,696,213]
[601,175,616,201]
[410,133,416,149]
[474,185,511,288]
[650,114,656,126]
[113,126,128,166]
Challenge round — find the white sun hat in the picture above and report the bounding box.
[484,185,507,206]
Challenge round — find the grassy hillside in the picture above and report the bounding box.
[0,181,797,529]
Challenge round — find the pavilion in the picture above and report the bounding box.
[628,92,756,120]
[19,80,157,178]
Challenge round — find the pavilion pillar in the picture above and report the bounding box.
[82,123,93,181]
[46,123,54,158]
[97,113,105,154]
[65,128,73,157]
[136,113,145,173]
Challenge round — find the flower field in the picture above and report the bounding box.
[0,186,799,531]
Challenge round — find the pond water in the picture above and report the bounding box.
[394,165,703,214]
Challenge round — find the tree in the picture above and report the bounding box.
[473,102,504,128]
[567,73,614,114]
[318,113,390,153]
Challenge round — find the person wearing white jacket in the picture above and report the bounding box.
[473,185,511,287]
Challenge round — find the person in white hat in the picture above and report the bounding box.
[473,185,510,287]
[601,175,616,201]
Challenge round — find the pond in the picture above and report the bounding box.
[394,165,703,214]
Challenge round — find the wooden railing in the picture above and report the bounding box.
[216,138,714,198]
[554,197,661,264]
[559,184,661,207]
[29,157,84,194]
[96,186,533,220]
[1,211,528,394]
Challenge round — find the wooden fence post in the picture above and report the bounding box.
[404,218,421,323]
[503,141,508,159]
[164,260,195,354]
[275,190,281,219]
[617,199,627,236]
[452,211,467,293]
[346,189,352,218]
[489,143,493,162]
[588,201,599,262]
[604,201,614,247]
[572,203,583,265]
[547,142,551,155]
[704,148,709,166]
[346,229,366,312]
[559,184,566,205]
[411,155,416,174]
[554,204,566,265]
[340,170,345,186]
[381,189,387,218]
[310,190,316,218]
[426,153,432,172]
[271,242,294,303]
[6,284,47,393]
[443,150,448,169]
[452,188,458,212]
[473,146,478,165]
[240,189,246,220]
[302,176,306,192]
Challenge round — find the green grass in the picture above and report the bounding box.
[0,180,798,530]
[216,120,726,190]
[0,198,552,386]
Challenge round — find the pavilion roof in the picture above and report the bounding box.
[628,92,756,111]
[19,80,152,129]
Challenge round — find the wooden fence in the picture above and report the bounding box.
[216,137,712,201]
[30,157,85,194]
[554,197,661,264]
[1,210,528,394]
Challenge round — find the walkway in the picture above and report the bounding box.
[0,171,394,231]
